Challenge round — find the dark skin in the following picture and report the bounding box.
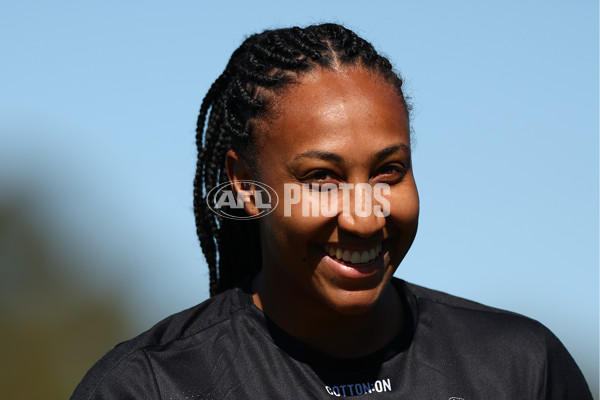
[226,66,419,358]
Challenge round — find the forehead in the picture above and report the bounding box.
[252,66,410,166]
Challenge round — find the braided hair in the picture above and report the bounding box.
[194,23,411,296]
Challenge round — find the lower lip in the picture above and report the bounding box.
[321,246,385,279]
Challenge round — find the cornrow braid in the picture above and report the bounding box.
[194,23,411,296]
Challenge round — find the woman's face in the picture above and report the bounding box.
[247,66,419,315]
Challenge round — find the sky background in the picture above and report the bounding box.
[0,1,598,398]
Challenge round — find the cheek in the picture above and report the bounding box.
[388,186,420,228]
[271,185,335,233]
[259,191,339,270]
[260,204,328,253]
[259,214,330,279]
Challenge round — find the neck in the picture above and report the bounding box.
[251,269,404,358]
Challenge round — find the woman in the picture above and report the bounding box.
[72,23,591,399]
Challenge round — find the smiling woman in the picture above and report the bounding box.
[71,23,592,399]
[234,67,419,357]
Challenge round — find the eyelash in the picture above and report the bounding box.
[300,164,407,186]
[302,170,338,183]
[376,165,407,184]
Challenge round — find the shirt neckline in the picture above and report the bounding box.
[235,277,419,371]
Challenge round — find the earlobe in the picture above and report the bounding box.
[225,150,260,217]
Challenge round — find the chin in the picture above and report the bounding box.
[319,284,386,316]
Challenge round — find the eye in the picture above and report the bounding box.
[373,164,407,184]
[301,169,340,189]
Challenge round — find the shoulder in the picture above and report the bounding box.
[403,279,545,327]
[71,287,246,399]
[402,279,557,350]
[397,279,592,398]
[404,279,524,315]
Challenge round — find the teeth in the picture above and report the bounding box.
[325,243,383,264]
[342,250,351,262]
[360,251,370,263]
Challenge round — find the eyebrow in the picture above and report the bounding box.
[371,144,410,164]
[292,143,410,165]
[293,150,344,163]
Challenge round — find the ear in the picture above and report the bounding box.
[225,150,261,217]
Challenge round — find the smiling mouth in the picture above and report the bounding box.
[324,243,382,265]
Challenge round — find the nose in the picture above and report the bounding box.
[336,185,386,238]
[337,211,386,238]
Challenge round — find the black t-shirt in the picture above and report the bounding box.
[71,278,592,399]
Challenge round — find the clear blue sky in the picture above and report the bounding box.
[1,0,597,394]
